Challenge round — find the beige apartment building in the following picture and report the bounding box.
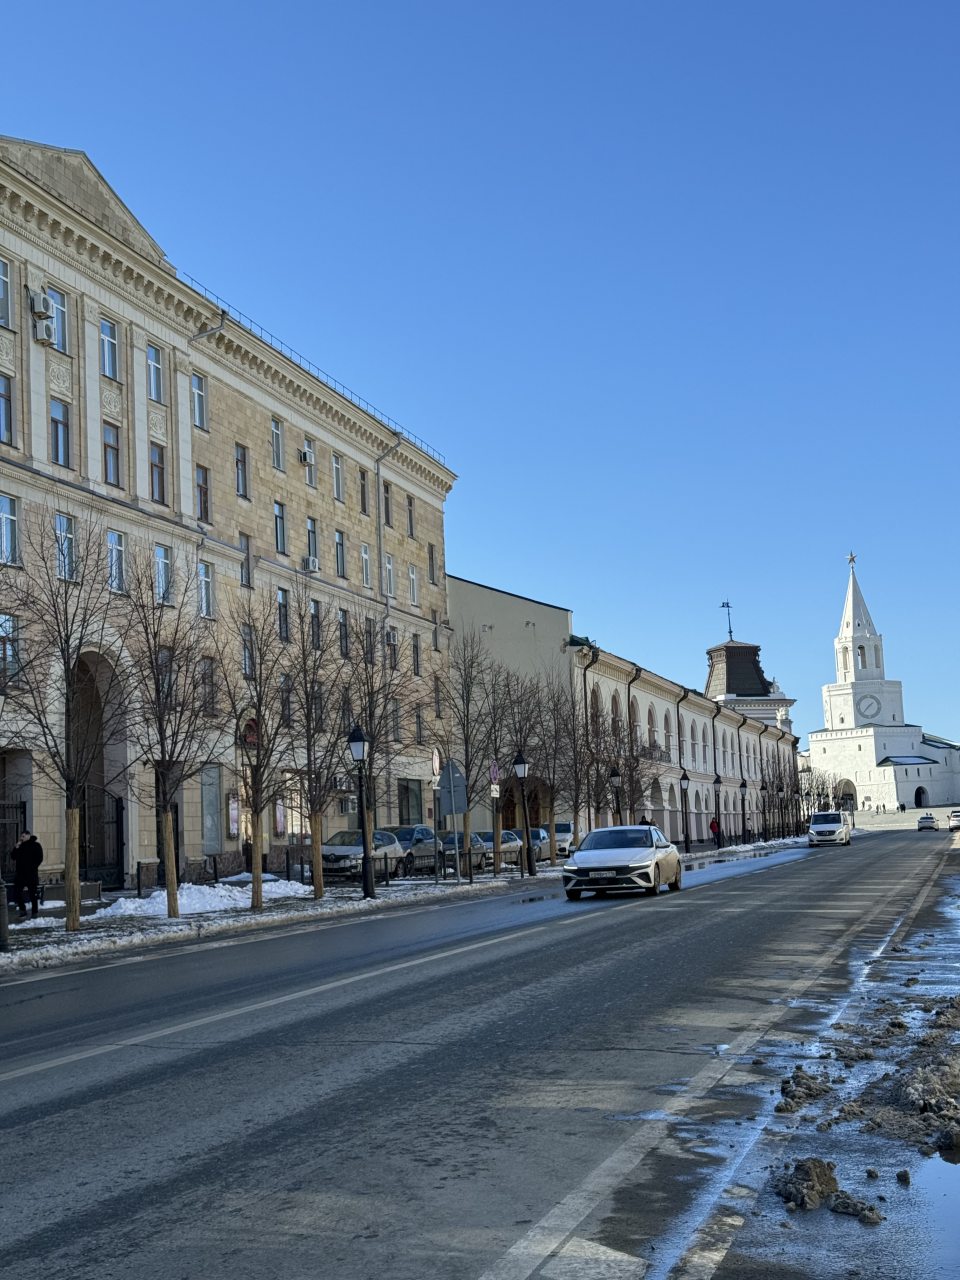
[0,137,455,887]
[447,575,800,844]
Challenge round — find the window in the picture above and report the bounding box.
[0,374,12,446]
[408,563,418,605]
[280,674,293,727]
[277,587,290,641]
[100,319,119,379]
[332,452,343,500]
[406,494,415,537]
[0,258,9,328]
[302,437,316,487]
[412,633,421,676]
[415,705,424,745]
[271,417,284,469]
[0,495,17,564]
[55,513,75,580]
[48,287,67,352]
[383,481,392,526]
[364,616,375,665]
[385,553,395,597]
[338,607,349,657]
[340,690,353,734]
[386,626,398,670]
[359,467,369,515]
[431,608,439,650]
[103,423,121,486]
[235,443,249,498]
[154,543,172,602]
[239,532,252,587]
[428,542,437,584]
[196,465,211,523]
[198,561,214,617]
[0,613,20,684]
[390,697,401,742]
[150,444,166,504]
[191,374,207,429]
[360,542,371,588]
[200,763,221,851]
[335,529,346,578]
[158,645,174,699]
[241,623,255,678]
[310,599,321,649]
[147,344,163,402]
[274,501,286,554]
[434,673,442,717]
[107,529,125,592]
[311,687,325,730]
[50,398,70,468]
[306,517,318,563]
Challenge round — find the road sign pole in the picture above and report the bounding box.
[449,766,461,884]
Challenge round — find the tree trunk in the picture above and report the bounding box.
[64,806,81,932]
[161,807,179,918]
[461,808,472,878]
[309,810,324,899]
[250,808,264,910]
[547,805,557,866]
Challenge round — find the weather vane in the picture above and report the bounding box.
[848,550,856,566]
[720,599,733,641]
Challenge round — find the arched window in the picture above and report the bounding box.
[678,714,685,762]
[611,693,623,747]
[857,645,866,670]
[722,730,728,773]
[663,711,673,757]
[629,697,639,750]
[702,723,710,767]
[842,647,850,672]
[690,720,698,767]
[873,645,880,669]
[647,705,657,749]
[590,685,601,737]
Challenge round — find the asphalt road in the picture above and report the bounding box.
[0,828,953,1280]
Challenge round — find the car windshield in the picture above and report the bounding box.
[386,828,414,840]
[326,831,361,847]
[578,828,654,850]
[810,813,841,825]
[373,832,395,847]
[476,832,492,841]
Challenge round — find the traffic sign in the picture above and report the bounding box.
[490,784,500,799]
[432,748,441,776]
[489,760,499,783]
[437,760,468,816]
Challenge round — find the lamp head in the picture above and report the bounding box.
[347,723,368,764]
[512,751,528,780]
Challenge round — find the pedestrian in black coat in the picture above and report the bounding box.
[11,831,43,919]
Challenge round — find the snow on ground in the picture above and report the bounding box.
[0,834,812,975]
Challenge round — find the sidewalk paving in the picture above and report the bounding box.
[0,834,811,975]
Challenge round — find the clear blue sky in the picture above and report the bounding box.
[5,1,957,743]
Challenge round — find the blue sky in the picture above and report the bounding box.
[4,1,957,742]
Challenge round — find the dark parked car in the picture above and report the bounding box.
[379,825,442,875]
[440,830,487,872]
[507,827,552,862]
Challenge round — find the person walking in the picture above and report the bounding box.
[709,816,721,849]
[11,830,43,920]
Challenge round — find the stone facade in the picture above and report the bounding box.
[0,137,455,886]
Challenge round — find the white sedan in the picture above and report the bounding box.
[562,825,682,900]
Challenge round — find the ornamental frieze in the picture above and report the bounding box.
[0,332,14,372]
[101,383,122,417]
[47,354,73,397]
[148,409,167,442]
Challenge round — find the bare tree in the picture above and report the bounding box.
[283,581,348,898]
[554,676,591,843]
[0,506,132,930]
[120,543,231,917]
[478,657,519,871]
[528,666,571,864]
[435,629,494,865]
[214,585,293,910]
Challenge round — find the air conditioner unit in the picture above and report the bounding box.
[297,448,315,466]
[34,318,56,345]
[302,555,320,574]
[30,292,54,319]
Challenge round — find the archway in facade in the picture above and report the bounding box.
[837,778,857,812]
[666,783,679,841]
[649,779,664,832]
[914,786,929,809]
[72,651,126,888]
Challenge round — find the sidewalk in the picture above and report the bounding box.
[0,834,811,975]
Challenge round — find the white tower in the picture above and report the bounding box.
[823,554,905,730]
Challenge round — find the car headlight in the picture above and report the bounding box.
[628,860,653,870]
[562,862,578,872]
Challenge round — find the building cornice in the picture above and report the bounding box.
[0,162,456,499]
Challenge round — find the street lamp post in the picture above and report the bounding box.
[776,783,784,839]
[348,724,375,900]
[609,765,622,826]
[760,781,768,842]
[679,769,690,854]
[739,778,748,843]
[793,788,801,836]
[712,774,722,849]
[513,752,537,878]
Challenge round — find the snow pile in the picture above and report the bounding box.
[96,878,314,918]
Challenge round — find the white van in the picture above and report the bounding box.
[553,821,574,854]
[808,811,851,847]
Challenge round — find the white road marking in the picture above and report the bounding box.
[541,1236,649,1277]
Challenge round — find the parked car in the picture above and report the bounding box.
[440,830,487,871]
[807,811,851,846]
[947,811,960,832]
[379,825,441,875]
[476,830,524,864]
[917,813,940,831]
[321,829,403,878]
[507,827,552,861]
[554,821,575,855]
[562,825,681,900]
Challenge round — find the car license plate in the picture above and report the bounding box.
[589,870,616,879]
